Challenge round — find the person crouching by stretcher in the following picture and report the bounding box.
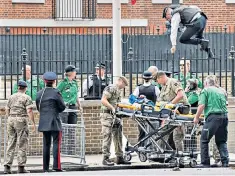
[185,79,201,112]
[100,76,131,166]
[156,71,190,152]
[131,71,160,147]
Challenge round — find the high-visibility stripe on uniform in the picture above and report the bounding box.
[58,131,62,170]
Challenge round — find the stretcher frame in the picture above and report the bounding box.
[116,103,203,168]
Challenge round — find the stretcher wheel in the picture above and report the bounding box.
[139,153,147,162]
[189,159,197,168]
[124,154,132,161]
[179,158,185,168]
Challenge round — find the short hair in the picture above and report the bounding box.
[18,86,27,90]
[155,71,166,79]
[148,66,159,79]
[46,82,54,87]
[148,66,158,73]
[205,75,216,86]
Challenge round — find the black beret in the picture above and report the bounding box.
[95,63,106,69]
[18,80,27,87]
[164,71,172,77]
[143,71,152,79]
[65,65,79,73]
[43,72,57,81]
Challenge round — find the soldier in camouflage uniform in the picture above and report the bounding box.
[156,71,190,152]
[4,80,36,174]
[100,76,131,166]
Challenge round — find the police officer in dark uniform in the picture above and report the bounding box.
[36,72,66,172]
[133,71,160,147]
[82,63,110,100]
[162,5,214,58]
[133,71,160,104]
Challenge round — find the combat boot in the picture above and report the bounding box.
[102,156,114,166]
[116,156,131,165]
[4,165,12,174]
[200,39,209,51]
[17,166,30,173]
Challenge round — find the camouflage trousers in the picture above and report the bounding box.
[100,113,123,158]
[157,121,185,152]
[4,116,29,167]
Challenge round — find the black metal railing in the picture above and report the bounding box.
[0,26,235,100]
[53,0,96,20]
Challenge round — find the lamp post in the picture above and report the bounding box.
[128,47,134,94]
[21,48,28,81]
[112,0,122,83]
[229,46,235,96]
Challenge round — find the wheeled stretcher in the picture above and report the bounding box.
[116,102,204,168]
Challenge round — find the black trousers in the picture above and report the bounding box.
[60,105,77,124]
[179,15,207,45]
[43,131,62,171]
[200,113,229,165]
[138,125,145,147]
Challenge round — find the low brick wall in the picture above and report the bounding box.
[0,72,234,99]
[1,98,235,156]
[0,100,138,156]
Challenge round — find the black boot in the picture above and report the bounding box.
[205,47,215,58]
[52,168,65,172]
[4,165,12,174]
[200,39,209,50]
[116,156,131,165]
[222,162,229,167]
[17,166,30,173]
[102,156,114,166]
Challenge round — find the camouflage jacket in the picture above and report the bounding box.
[101,84,121,111]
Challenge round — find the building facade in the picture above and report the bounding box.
[0,0,235,29]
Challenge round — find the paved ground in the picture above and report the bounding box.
[1,154,235,175]
[8,168,235,176]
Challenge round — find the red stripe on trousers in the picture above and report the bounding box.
[58,131,62,170]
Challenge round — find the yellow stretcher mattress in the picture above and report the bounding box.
[117,102,204,120]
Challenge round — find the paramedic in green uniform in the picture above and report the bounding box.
[174,59,202,89]
[194,75,229,168]
[185,78,200,107]
[57,65,82,124]
[13,65,45,101]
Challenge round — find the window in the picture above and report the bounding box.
[12,0,45,3]
[225,0,235,3]
[55,0,96,20]
[152,0,183,4]
[97,0,128,3]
